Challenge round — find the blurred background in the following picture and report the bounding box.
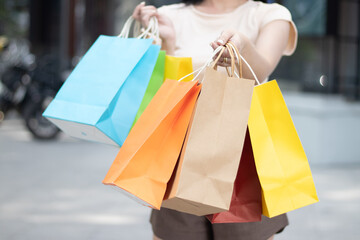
[0,0,359,239]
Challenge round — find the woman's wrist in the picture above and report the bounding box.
[161,37,176,55]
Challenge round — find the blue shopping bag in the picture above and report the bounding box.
[43,36,160,146]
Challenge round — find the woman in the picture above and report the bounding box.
[133,0,297,239]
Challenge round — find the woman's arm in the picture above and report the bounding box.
[211,20,291,83]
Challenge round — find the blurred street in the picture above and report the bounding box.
[0,117,152,240]
[1,117,360,240]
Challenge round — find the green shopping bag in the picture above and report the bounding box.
[132,50,166,126]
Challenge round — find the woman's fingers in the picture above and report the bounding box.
[140,6,158,26]
[211,29,243,52]
[216,55,232,67]
[132,2,145,20]
[211,29,237,63]
[210,29,246,67]
[132,3,158,27]
[217,29,236,46]
[141,5,157,12]
[217,61,232,67]
[211,42,231,64]
[214,54,232,67]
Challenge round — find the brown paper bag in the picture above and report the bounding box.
[162,44,255,216]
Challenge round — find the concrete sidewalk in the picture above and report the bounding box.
[277,164,360,240]
[0,119,359,240]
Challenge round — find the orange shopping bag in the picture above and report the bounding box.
[103,78,201,209]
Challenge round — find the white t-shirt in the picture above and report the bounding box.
[159,0,297,70]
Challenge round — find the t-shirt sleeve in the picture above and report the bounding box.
[259,3,298,56]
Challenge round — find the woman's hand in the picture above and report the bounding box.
[210,20,290,82]
[132,2,176,54]
[210,29,248,68]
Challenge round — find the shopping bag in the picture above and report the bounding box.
[206,129,262,223]
[43,18,160,146]
[164,55,193,82]
[162,44,255,216]
[132,50,166,126]
[133,52,194,126]
[103,79,201,209]
[248,80,319,218]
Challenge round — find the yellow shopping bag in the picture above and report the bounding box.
[248,80,318,218]
[164,55,193,82]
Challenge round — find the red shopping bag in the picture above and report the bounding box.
[207,129,262,223]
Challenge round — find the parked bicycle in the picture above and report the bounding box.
[0,37,64,139]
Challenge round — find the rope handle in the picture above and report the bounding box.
[227,42,260,85]
[177,46,224,82]
[118,16,159,40]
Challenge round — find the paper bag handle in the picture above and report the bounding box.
[227,42,260,85]
[212,43,245,79]
[226,42,243,78]
[118,16,159,40]
[211,45,235,77]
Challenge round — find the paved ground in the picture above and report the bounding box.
[0,118,359,240]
